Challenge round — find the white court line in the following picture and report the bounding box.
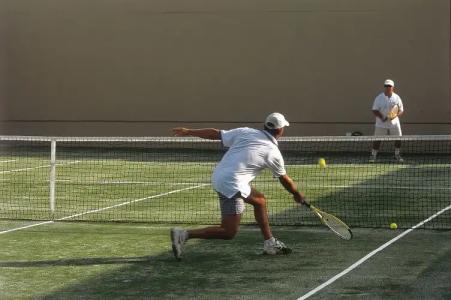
[305,184,451,191]
[30,178,451,191]
[297,203,451,300]
[52,180,209,186]
[58,183,209,221]
[0,221,55,235]
[0,183,209,235]
[0,160,16,163]
[260,182,451,191]
[0,161,81,174]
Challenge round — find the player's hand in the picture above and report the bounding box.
[388,114,398,121]
[172,127,190,136]
[293,192,308,205]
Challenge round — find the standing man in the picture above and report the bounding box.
[170,112,308,260]
[370,79,405,163]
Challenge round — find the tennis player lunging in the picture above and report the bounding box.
[170,112,308,260]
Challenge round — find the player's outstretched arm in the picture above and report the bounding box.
[172,127,221,140]
[278,174,308,205]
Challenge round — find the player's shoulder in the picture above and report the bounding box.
[237,127,258,135]
[223,127,252,134]
[374,92,385,100]
[266,143,284,161]
[391,92,403,103]
[373,93,384,105]
[222,127,260,142]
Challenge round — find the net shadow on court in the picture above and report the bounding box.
[266,162,451,229]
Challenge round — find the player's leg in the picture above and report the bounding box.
[370,127,386,162]
[186,214,241,240]
[245,188,291,255]
[244,188,272,239]
[170,193,243,260]
[390,125,403,162]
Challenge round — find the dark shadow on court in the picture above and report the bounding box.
[33,228,451,300]
[0,256,152,268]
[31,228,362,300]
[266,156,451,230]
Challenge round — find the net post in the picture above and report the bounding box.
[49,139,57,214]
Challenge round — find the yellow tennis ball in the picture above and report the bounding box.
[390,223,398,230]
[318,158,326,168]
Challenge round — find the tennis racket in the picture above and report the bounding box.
[305,203,353,240]
[387,104,399,120]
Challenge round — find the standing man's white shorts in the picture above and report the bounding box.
[374,126,402,136]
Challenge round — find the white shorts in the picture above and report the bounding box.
[374,126,402,136]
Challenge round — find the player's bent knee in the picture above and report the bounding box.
[223,228,239,239]
[246,194,267,207]
[255,196,267,207]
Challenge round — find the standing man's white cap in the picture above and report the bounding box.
[384,79,395,87]
[265,112,290,129]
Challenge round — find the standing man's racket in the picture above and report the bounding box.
[304,203,353,240]
[387,104,399,120]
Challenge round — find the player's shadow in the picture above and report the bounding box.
[27,232,327,300]
[0,256,152,268]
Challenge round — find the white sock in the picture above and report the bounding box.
[265,237,275,244]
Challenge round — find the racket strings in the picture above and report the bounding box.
[321,212,353,240]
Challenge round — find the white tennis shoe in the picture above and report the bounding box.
[171,227,188,260]
[263,237,292,255]
[395,154,404,163]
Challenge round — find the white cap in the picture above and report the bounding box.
[264,112,290,129]
[384,79,395,87]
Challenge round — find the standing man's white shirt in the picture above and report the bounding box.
[212,127,286,199]
[372,92,404,129]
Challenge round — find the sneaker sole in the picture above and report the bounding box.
[170,229,182,261]
[281,248,292,254]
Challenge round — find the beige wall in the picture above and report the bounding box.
[0,0,450,136]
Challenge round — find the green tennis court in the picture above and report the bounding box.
[1,222,450,299]
[1,136,450,299]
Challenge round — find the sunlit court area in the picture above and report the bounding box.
[1,0,450,299]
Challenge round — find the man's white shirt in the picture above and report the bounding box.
[212,127,286,198]
[372,92,404,129]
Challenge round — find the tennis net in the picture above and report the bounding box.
[0,135,450,229]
